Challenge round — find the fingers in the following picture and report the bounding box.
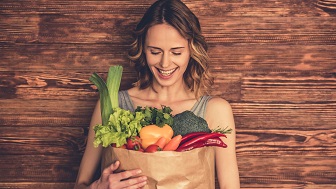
[101,161,148,189]
[117,169,142,181]
[112,173,147,189]
[110,161,120,172]
[102,161,120,180]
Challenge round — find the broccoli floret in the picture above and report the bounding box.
[171,110,211,136]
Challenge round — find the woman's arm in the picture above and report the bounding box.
[74,101,103,189]
[206,97,240,189]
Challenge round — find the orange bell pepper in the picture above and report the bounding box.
[140,124,174,149]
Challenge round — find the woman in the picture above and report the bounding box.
[75,0,240,188]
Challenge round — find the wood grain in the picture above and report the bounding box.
[0,0,335,188]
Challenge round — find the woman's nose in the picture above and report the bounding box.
[160,53,170,68]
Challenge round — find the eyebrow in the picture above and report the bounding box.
[147,46,185,50]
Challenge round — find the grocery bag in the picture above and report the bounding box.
[101,146,215,189]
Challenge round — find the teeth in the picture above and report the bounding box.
[159,68,176,76]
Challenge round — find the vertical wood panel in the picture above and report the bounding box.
[0,0,335,188]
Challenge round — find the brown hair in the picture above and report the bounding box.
[128,0,214,98]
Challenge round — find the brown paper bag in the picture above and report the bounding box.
[101,146,215,189]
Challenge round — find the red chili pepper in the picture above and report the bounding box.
[176,141,205,152]
[180,132,210,145]
[177,132,227,150]
[205,137,227,147]
[176,137,227,152]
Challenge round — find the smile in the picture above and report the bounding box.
[158,68,177,76]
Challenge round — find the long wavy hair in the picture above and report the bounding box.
[128,0,214,99]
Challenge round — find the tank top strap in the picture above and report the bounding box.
[118,90,135,111]
[190,96,212,119]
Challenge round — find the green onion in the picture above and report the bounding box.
[89,65,123,125]
[107,65,123,109]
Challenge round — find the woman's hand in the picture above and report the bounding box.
[92,161,147,189]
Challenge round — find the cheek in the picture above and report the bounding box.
[179,55,191,66]
[181,50,191,63]
[145,53,158,66]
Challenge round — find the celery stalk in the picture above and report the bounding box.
[106,65,123,109]
[89,73,112,126]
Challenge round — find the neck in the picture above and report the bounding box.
[148,82,194,103]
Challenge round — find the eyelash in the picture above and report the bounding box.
[150,51,181,56]
[151,51,161,55]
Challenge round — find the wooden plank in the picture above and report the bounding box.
[0,99,96,114]
[0,155,81,182]
[0,71,97,99]
[236,129,336,156]
[36,14,137,44]
[0,127,87,155]
[237,154,336,186]
[0,15,39,43]
[0,183,75,189]
[0,0,153,15]
[0,43,133,71]
[240,72,336,103]
[203,17,336,45]
[0,0,330,17]
[211,72,242,101]
[0,99,95,127]
[0,71,136,99]
[209,44,336,72]
[232,102,336,129]
[188,0,332,17]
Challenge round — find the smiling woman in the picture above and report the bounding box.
[128,0,213,100]
[1,0,335,188]
[74,0,240,189]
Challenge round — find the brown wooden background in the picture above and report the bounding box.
[0,0,335,188]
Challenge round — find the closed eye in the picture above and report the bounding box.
[151,51,161,55]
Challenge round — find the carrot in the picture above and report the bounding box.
[163,135,182,151]
[155,137,167,149]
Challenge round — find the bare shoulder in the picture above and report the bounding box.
[205,96,235,130]
[207,96,233,113]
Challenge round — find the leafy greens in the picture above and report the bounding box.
[89,65,144,147]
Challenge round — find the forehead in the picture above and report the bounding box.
[145,24,188,47]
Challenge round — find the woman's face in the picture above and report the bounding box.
[144,23,190,88]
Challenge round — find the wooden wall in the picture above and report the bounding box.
[0,0,335,188]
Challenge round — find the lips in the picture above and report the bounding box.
[157,68,177,76]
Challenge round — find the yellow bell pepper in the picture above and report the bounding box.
[140,124,174,149]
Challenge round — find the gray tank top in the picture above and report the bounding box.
[118,90,212,119]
